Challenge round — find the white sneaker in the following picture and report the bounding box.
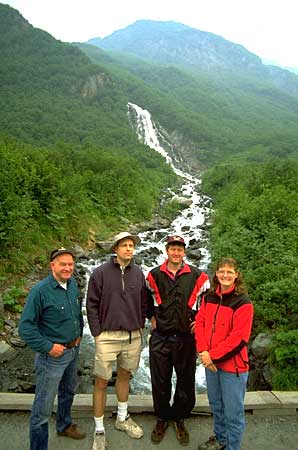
[92,431,107,450]
[115,415,144,439]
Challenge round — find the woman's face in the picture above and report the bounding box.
[216,264,238,292]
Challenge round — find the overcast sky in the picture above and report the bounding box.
[3,0,298,68]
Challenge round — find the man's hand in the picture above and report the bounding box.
[189,320,196,333]
[150,317,157,329]
[49,343,65,357]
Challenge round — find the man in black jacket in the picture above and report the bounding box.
[86,232,147,450]
[146,235,209,446]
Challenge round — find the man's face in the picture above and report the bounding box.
[50,253,74,283]
[114,238,135,266]
[166,244,186,266]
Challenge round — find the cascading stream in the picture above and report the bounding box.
[80,103,211,393]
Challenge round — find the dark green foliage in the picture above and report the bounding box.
[202,161,298,389]
[0,134,176,275]
[1,284,26,313]
[271,330,298,390]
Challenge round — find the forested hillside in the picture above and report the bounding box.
[0,4,178,278]
[0,5,146,147]
[82,34,298,166]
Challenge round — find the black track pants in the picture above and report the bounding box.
[149,332,196,420]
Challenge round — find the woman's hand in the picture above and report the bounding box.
[199,350,218,372]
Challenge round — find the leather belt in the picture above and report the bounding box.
[64,338,79,349]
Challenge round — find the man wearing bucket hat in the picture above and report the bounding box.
[19,247,85,450]
[86,231,147,450]
[146,235,210,446]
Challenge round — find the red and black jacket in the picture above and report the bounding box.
[195,285,254,374]
[146,260,209,336]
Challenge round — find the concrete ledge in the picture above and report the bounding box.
[0,391,297,416]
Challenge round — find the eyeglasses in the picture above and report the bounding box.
[216,269,236,276]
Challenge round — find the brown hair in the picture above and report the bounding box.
[210,257,247,295]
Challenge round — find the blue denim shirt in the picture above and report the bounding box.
[19,274,83,354]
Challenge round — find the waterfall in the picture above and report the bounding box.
[81,102,211,394]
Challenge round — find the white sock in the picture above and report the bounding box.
[117,401,128,422]
[94,415,105,433]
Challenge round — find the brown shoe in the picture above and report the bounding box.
[198,435,226,450]
[151,419,169,444]
[57,423,86,440]
[173,420,189,446]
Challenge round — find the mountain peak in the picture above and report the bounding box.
[89,19,262,73]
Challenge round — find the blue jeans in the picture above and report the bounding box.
[205,368,248,450]
[29,346,79,450]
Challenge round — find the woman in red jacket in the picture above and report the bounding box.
[195,258,253,450]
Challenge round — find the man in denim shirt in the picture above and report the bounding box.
[19,247,85,450]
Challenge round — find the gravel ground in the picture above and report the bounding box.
[0,410,297,450]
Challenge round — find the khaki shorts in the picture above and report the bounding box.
[94,329,142,380]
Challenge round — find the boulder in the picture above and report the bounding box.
[0,341,16,363]
[251,332,273,358]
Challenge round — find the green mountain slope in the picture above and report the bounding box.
[2,4,298,169]
[89,20,262,73]
[0,5,178,276]
[0,5,144,149]
[79,41,298,166]
[89,19,298,98]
